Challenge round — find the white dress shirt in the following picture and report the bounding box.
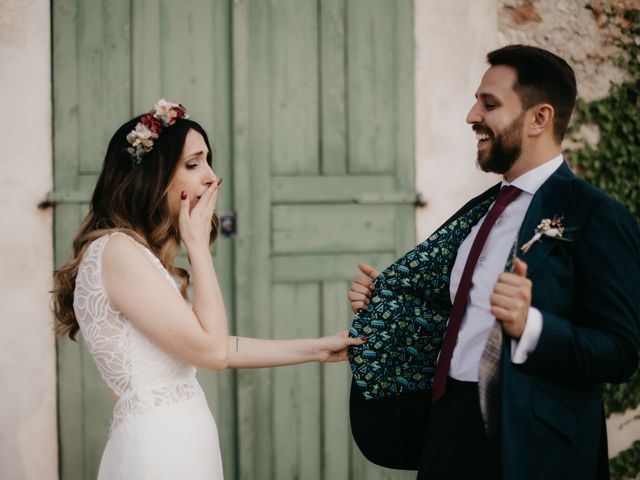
[448,155,564,382]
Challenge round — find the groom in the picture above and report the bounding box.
[348,45,640,479]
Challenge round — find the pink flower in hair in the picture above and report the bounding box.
[140,113,163,134]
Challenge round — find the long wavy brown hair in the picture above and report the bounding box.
[52,116,219,340]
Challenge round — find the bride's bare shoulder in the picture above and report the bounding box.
[101,233,158,280]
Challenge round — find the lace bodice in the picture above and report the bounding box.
[74,233,202,432]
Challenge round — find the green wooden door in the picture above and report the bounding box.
[54,1,415,479]
[53,1,237,478]
[232,1,415,478]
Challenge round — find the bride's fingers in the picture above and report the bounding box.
[202,179,221,215]
[210,177,223,202]
[326,348,347,362]
[199,182,216,208]
[192,183,217,217]
[207,184,220,214]
[178,191,190,234]
[344,333,367,347]
[330,331,366,347]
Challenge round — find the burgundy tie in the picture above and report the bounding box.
[431,185,522,403]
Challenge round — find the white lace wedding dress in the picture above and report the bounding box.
[74,233,224,479]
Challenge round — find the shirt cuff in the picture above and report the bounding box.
[511,307,543,364]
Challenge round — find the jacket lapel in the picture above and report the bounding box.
[516,161,579,275]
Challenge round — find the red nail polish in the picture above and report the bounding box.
[361,336,369,342]
[181,191,187,200]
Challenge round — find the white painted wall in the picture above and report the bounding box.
[0,1,58,479]
[414,0,499,241]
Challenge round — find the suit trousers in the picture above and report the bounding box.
[417,377,501,480]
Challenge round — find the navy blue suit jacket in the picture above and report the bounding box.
[349,162,640,479]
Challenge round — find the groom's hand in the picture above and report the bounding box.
[490,257,531,339]
[348,262,379,314]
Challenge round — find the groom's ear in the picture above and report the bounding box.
[526,103,554,139]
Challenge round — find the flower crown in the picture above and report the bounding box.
[126,99,189,163]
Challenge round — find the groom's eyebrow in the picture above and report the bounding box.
[478,93,501,104]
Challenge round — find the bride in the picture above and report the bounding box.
[52,100,365,479]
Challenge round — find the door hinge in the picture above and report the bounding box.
[37,191,89,209]
[352,191,427,208]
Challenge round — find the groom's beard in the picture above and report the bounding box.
[476,112,525,175]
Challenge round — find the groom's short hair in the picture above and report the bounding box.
[487,45,577,143]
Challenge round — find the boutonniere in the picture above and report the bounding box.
[521,215,572,253]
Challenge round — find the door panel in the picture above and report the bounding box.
[347,0,401,175]
[272,283,323,479]
[270,0,320,175]
[233,1,415,478]
[272,205,397,254]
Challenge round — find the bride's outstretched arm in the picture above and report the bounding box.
[226,332,366,368]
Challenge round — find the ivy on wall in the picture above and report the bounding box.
[568,11,639,220]
[610,440,640,480]
[565,8,640,479]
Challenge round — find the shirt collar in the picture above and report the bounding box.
[501,154,564,195]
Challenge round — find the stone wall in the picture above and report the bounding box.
[499,0,634,101]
